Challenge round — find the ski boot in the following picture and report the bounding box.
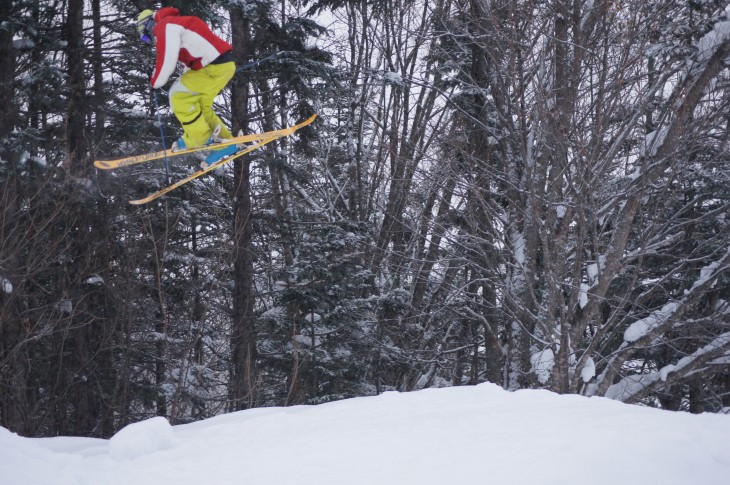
[201,144,238,169]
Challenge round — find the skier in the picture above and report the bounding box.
[137,7,238,166]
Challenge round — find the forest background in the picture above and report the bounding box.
[0,0,729,438]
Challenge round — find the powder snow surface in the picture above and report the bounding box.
[2,383,729,485]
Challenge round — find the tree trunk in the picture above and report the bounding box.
[228,8,258,411]
[64,0,88,172]
[0,0,29,436]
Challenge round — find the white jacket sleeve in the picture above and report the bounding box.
[152,24,183,89]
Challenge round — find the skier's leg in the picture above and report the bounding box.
[169,75,213,148]
[186,62,236,138]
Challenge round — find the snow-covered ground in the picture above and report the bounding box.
[2,383,729,485]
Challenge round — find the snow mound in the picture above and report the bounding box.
[109,416,174,460]
[2,383,730,484]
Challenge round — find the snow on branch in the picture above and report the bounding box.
[623,301,681,343]
[693,6,730,66]
[646,7,730,159]
[1,275,12,294]
[624,246,730,344]
[605,332,730,402]
[591,246,730,398]
[677,5,730,90]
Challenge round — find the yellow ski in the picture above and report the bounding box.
[95,114,316,170]
[128,136,278,205]
[128,115,315,205]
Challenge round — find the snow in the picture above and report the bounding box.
[12,38,35,50]
[645,127,668,157]
[382,71,404,87]
[581,357,596,382]
[586,255,605,284]
[109,417,174,460]
[18,150,30,166]
[292,334,321,347]
[57,299,72,314]
[692,253,725,290]
[606,332,730,401]
[580,255,607,309]
[85,276,104,286]
[624,301,680,343]
[623,250,730,343]
[579,282,590,308]
[2,383,729,485]
[1,275,12,294]
[659,364,676,382]
[579,0,594,31]
[512,231,526,265]
[31,156,47,168]
[530,347,554,384]
[695,7,730,65]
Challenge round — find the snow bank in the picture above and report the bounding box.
[109,416,174,460]
[2,383,730,485]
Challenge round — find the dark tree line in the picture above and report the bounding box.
[0,0,728,438]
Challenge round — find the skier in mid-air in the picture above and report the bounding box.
[137,7,238,166]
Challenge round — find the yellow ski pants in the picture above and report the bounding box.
[169,61,236,148]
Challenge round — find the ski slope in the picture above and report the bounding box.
[2,383,729,485]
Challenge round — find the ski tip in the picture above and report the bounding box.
[94,160,113,169]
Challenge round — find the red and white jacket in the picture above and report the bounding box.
[150,7,232,89]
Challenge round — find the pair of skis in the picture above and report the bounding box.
[94,114,316,205]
